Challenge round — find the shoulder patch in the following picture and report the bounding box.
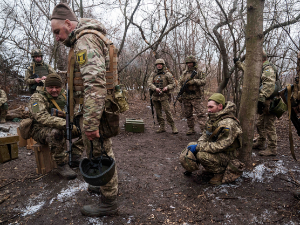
[32,102,40,113]
[76,49,87,65]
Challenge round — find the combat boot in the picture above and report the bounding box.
[209,173,224,185]
[186,127,196,135]
[156,125,166,133]
[252,140,266,150]
[81,196,118,216]
[0,118,6,124]
[171,125,178,134]
[258,147,277,156]
[55,164,77,180]
[88,184,101,194]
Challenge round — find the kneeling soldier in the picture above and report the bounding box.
[180,93,244,185]
[28,73,77,179]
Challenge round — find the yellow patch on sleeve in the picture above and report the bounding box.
[76,50,87,65]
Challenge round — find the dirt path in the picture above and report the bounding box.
[1,96,300,225]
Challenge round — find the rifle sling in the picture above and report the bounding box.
[208,125,226,142]
[287,84,297,161]
[49,93,66,112]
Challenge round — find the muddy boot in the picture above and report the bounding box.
[171,125,178,134]
[0,118,5,124]
[258,147,277,156]
[69,154,81,168]
[252,140,266,150]
[81,196,118,216]
[156,125,166,133]
[209,173,224,185]
[55,164,77,180]
[88,184,101,194]
[186,127,196,136]
[293,189,300,200]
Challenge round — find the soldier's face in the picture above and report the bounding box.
[187,62,194,68]
[207,101,223,114]
[46,86,62,98]
[156,64,163,70]
[51,19,72,42]
[34,56,42,63]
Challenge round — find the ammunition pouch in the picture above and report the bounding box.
[19,118,33,139]
[99,98,120,138]
[269,97,287,119]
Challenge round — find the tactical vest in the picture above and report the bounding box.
[153,72,167,89]
[205,115,241,153]
[31,63,49,78]
[40,91,66,114]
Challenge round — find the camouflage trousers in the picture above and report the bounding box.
[79,115,118,199]
[197,151,234,174]
[153,99,175,127]
[183,98,206,131]
[31,125,67,165]
[0,103,8,119]
[256,112,277,148]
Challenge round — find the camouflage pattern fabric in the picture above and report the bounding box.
[183,98,206,131]
[147,67,175,101]
[152,99,175,127]
[29,90,69,164]
[222,159,245,183]
[196,101,243,179]
[0,89,8,120]
[260,61,276,100]
[25,61,56,93]
[179,67,206,100]
[63,18,118,198]
[256,113,277,149]
[179,141,199,172]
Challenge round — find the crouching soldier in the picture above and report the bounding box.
[28,73,78,179]
[180,93,245,185]
[0,88,8,124]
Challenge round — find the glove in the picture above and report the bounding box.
[187,144,198,154]
[187,79,195,85]
[257,97,265,115]
[233,58,239,64]
[72,125,80,137]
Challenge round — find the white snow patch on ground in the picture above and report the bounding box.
[243,160,288,183]
[20,201,45,216]
[49,180,88,204]
[87,217,104,225]
[0,122,19,137]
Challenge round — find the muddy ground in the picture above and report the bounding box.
[1,94,300,225]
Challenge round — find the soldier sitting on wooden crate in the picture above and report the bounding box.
[28,73,79,179]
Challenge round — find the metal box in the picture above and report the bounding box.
[125,118,144,133]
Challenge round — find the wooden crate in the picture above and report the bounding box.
[33,144,57,174]
[0,143,18,163]
[17,128,36,149]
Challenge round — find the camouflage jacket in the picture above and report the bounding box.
[197,101,242,154]
[147,67,175,101]
[0,89,7,106]
[179,67,206,99]
[29,89,66,130]
[25,61,56,92]
[235,61,245,72]
[63,18,109,132]
[260,61,276,100]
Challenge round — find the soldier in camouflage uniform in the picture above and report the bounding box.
[179,55,206,135]
[25,49,56,94]
[180,93,244,185]
[147,59,178,134]
[51,3,118,217]
[0,88,8,123]
[29,74,77,179]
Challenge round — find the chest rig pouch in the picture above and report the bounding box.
[153,73,165,89]
[67,30,121,138]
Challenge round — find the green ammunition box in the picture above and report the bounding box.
[0,145,11,163]
[125,118,144,133]
[0,136,19,163]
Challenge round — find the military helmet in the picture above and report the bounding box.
[179,142,199,172]
[155,58,165,65]
[185,55,197,64]
[80,156,116,186]
[31,49,43,57]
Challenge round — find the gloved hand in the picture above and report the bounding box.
[187,144,198,154]
[72,125,80,137]
[257,96,266,115]
[233,58,239,64]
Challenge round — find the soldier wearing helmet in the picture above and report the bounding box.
[147,58,178,134]
[25,49,56,94]
[178,55,206,135]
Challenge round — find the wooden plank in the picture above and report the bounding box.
[0,136,19,145]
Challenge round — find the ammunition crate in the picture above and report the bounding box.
[33,144,57,174]
[125,118,145,133]
[0,135,19,163]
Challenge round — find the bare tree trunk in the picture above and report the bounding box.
[238,0,264,169]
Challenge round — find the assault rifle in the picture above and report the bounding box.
[30,73,44,94]
[174,70,197,109]
[149,89,155,125]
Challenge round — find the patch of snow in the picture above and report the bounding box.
[87,217,104,225]
[127,216,134,224]
[170,205,175,209]
[20,201,45,216]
